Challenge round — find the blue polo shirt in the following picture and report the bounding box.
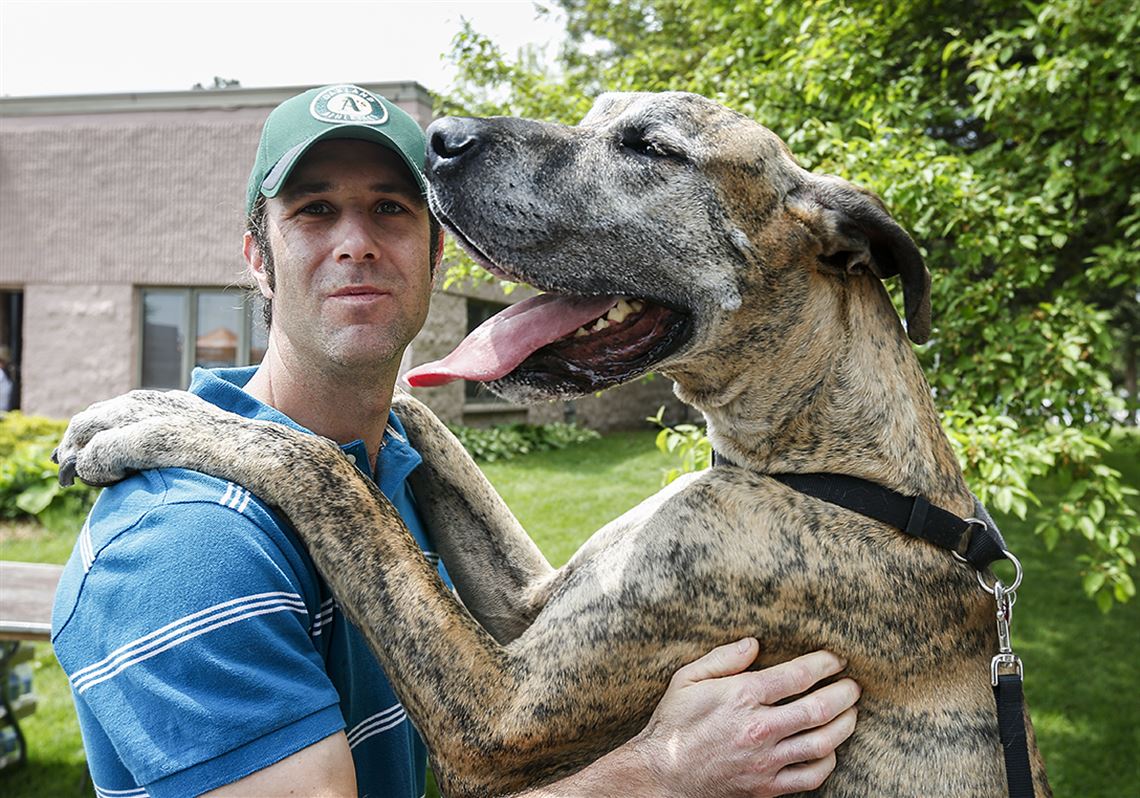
[52,367,450,798]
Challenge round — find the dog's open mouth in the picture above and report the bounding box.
[406,201,693,397]
[405,292,691,395]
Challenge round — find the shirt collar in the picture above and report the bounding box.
[188,366,421,495]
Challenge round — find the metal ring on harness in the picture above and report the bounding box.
[950,518,1022,596]
[950,516,990,566]
[975,548,1023,596]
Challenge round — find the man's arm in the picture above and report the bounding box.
[198,639,856,798]
[202,732,357,797]
[52,491,352,798]
[518,639,859,798]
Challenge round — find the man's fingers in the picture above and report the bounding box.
[672,637,760,686]
[748,649,847,705]
[771,751,838,795]
[769,678,861,735]
[773,705,858,765]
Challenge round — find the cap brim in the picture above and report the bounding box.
[258,124,427,199]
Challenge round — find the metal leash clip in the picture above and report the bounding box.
[989,581,1023,686]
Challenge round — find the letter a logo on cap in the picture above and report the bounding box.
[309,85,390,126]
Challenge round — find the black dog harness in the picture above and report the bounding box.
[712,453,1034,797]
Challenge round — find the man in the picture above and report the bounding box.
[0,345,13,412]
[52,85,859,797]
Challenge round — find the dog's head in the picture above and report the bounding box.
[407,92,930,402]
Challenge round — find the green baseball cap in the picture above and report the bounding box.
[246,83,428,214]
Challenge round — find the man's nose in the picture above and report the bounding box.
[334,210,378,262]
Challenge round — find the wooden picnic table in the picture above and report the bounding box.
[0,560,63,642]
[0,560,64,770]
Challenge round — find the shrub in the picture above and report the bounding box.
[447,421,600,462]
[647,407,711,486]
[0,412,97,532]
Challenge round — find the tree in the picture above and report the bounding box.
[441,0,1139,607]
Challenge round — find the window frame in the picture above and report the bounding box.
[136,286,262,390]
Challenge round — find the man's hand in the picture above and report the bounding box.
[516,639,859,798]
[630,638,859,797]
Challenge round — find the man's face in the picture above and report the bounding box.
[246,139,433,375]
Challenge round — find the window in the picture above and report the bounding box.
[465,298,509,404]
[140,288,267,390]
[0,290,22,411]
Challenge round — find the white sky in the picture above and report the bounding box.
[0,0,566,98]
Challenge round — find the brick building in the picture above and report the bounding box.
[0,82,685,429]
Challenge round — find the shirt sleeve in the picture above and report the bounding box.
[52,495,346,797]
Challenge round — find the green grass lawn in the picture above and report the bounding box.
[2,429,1138,796]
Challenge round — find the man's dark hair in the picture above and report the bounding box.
[246,196,442,330]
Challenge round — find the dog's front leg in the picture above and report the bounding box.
[394,392,555,643]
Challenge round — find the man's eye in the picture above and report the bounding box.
[300,201,333,214]
[376,200,405,215]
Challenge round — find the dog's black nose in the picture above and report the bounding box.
[426,117,482,171]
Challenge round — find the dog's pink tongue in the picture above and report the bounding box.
[406,294,617,387]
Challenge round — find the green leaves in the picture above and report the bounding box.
[446,421,600,463]
[1,412,98,532]
[647,407,711,485]
[15,481,60,516]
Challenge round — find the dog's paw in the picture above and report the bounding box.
[55,390,216,487]
[56,427,152,487]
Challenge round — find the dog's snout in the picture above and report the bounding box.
[426,118,482,171]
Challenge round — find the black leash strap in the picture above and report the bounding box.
[711,454,1035,796]
[988,580,1033,798]
[996,672,1035,796]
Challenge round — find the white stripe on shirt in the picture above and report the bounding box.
[347,703,408,749]
[93,782,149,797]
[310,598,335,637]
[80,520,95,573]
[218,482,253,514]
[71,592,307,694]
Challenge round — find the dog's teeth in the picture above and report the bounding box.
[592,318,610,332]
[630,299,644,312]
[607,303,630,323]
[574,327,589,337]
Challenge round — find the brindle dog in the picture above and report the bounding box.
[55,92,1050,797]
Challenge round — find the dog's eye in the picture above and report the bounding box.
[619,130,680,160]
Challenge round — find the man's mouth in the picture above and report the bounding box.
[329,286,386,301]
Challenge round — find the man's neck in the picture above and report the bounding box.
[244,339,399,471]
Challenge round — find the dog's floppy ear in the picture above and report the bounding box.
[792,174,932,344]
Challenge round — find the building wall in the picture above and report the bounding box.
[0,110,259,287]
[406,290,467,424]
[574,376,693,432]
[22,283,135,417]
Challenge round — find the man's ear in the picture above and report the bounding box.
[789,174,931,344]
[244,231,274,299]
